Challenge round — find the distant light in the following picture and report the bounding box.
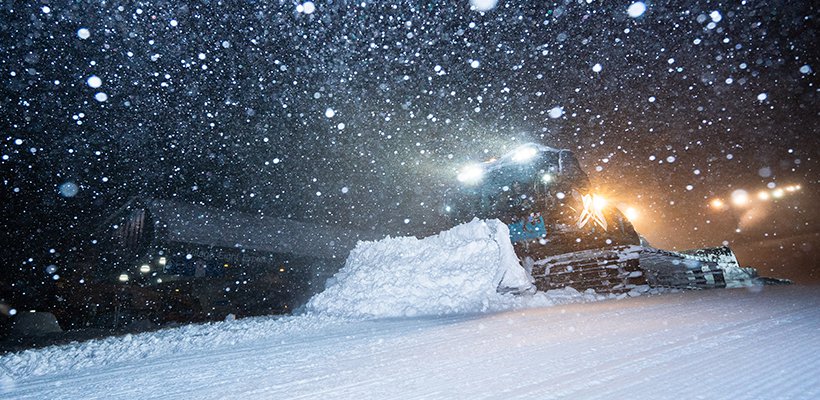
[627,2,647,18]
[118,273,129,282]
[302,2,316,14]
[710,198,724,209]
[772,188,784,198]
[77,28,90,39]
[757,191,770,201]
[511,145,538,163]
[279,267,286,272]
[158,256,167,266]
[547,106,564,119]
[731,189,749,206]
[457,163,484,184]
[157,278,163,283]
[139,264,151,273]
[592,63,602,73]
[623,207,639,221]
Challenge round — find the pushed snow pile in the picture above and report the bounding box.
[304,219,535,319]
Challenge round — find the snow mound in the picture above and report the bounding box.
[304,219,536,319]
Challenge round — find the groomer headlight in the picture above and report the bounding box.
[457,163,484,185]
[511,145,538,163]
[541,173,554,183]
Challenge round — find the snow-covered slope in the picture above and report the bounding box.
[2,221,817,399]
[2,286,818,399]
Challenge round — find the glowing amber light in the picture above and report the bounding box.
[578,194,608,231]
[623,207,639,221]
[710,198,724,209]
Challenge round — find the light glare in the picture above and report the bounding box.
[731,189,749,206]
[578,194,608,231]
[457,163,484,184]
[541,173,553,183]
[623,207,639,221]
[511,145,538,163]
[592,195,607,212]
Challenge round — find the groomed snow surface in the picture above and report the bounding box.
[2,220,819,399]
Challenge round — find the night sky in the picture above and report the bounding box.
[1,0,818,310]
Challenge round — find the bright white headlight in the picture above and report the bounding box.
[511,145,538,163]
[457,163,484,184]
[541,173,554,183]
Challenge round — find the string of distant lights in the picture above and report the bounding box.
[709,184,802,210]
